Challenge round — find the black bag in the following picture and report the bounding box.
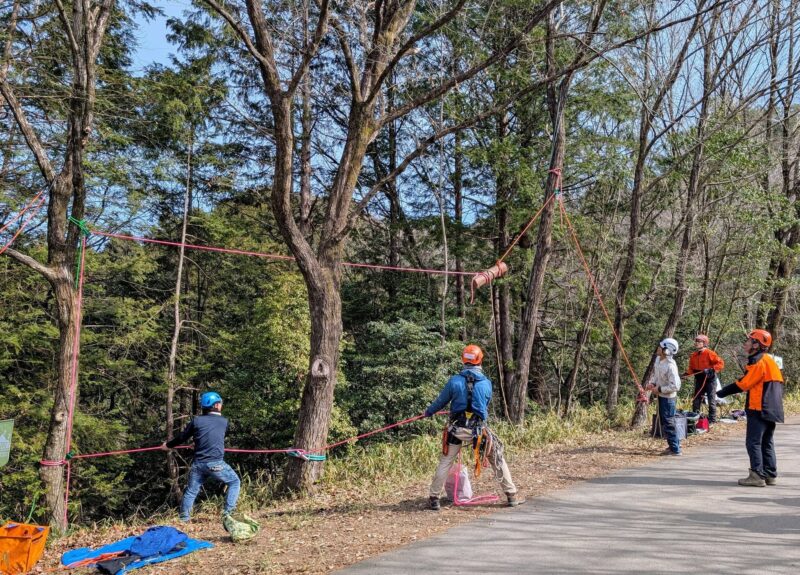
[681,410,700,435]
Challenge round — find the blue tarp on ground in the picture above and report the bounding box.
[61,526,213,574]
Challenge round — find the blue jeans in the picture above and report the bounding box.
[745,410,777,479]
[658,396,681,454]
[180,460,240,520]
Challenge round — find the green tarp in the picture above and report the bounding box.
[0,419,12,467]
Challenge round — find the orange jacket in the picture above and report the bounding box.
[686,348,724,376]
[722,353,784,422]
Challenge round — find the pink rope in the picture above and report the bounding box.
[92,230,473,277]
[61,414,439,462]
[0,194,46,255]
[319,414,428,452]
[452,451,500,506]
[0,189,45,235]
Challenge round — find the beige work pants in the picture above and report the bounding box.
[429,425,516,498]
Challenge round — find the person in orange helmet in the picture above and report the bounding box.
[716,329,785,487]
[686,334,724,423]
[423,344,521,510]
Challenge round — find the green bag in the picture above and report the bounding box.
[222,513,260,543]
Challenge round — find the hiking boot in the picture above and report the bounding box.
[506,492,524,507]
[429,496,441,511]
[765,476,777,486]
[738,469,766,487]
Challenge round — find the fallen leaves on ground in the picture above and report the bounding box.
[36,422,745,575]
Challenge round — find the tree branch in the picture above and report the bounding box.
[203,0,281,95]
[54,0,80,58]
[379,0,562,127]
[366,0,469,104]
[1,0,20,78]
[328,14,361,97]
[2,248,56,283]
[287,0,331,96]
[0,79,57,184]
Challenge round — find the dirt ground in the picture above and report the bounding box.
[37,421,746,575]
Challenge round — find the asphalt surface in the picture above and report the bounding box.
[338,419,800,574]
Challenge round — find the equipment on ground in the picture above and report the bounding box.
[223,514,260,543]
[0,523,49,575]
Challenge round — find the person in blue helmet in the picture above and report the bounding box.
[161,391,240,522]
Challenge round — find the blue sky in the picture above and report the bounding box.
[131,1,190,71]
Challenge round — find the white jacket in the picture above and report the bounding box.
[653,356,682,398]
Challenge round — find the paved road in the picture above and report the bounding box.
[338,420,800,574]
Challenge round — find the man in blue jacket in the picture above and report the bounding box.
[161,391,240,522]
[424,345,520,510]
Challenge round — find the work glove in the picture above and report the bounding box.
[716,382,740,398]
[423,409,433,418]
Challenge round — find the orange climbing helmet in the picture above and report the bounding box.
[748,329,772,348]
[462,345,484,365]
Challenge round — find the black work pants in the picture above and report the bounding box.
[692,373,717,422]
[745,410,777,479]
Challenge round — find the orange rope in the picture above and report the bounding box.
[558,196,645,398]
[496,185,558,265]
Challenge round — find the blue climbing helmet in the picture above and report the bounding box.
[200,391,223,409]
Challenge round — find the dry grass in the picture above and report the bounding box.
[35,401,756,575]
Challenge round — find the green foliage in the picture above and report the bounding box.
[342,321,463,435]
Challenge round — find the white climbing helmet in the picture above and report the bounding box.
[659,338,679,356]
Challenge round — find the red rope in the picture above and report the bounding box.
[0,194,46,255]
[92,230,473,277]
[558,197,645,397]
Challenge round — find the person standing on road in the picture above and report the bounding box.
[686,334,724,423]
[716,329,784,487]
[646,338,683,456]
[423,345,521,510]
[161,391,241,521]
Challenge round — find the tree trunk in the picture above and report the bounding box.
[40,269,78,530]
[562,285,596,416]
[508,10,568,423]
[165,132,193,503]
[284,263,343,488]
[763,1,799,342]
[453,131,466,337]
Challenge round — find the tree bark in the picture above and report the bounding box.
[165,131,193,503]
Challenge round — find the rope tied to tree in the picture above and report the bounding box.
[68,217,90,288]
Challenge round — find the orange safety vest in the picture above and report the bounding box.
[735,353,785,422]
